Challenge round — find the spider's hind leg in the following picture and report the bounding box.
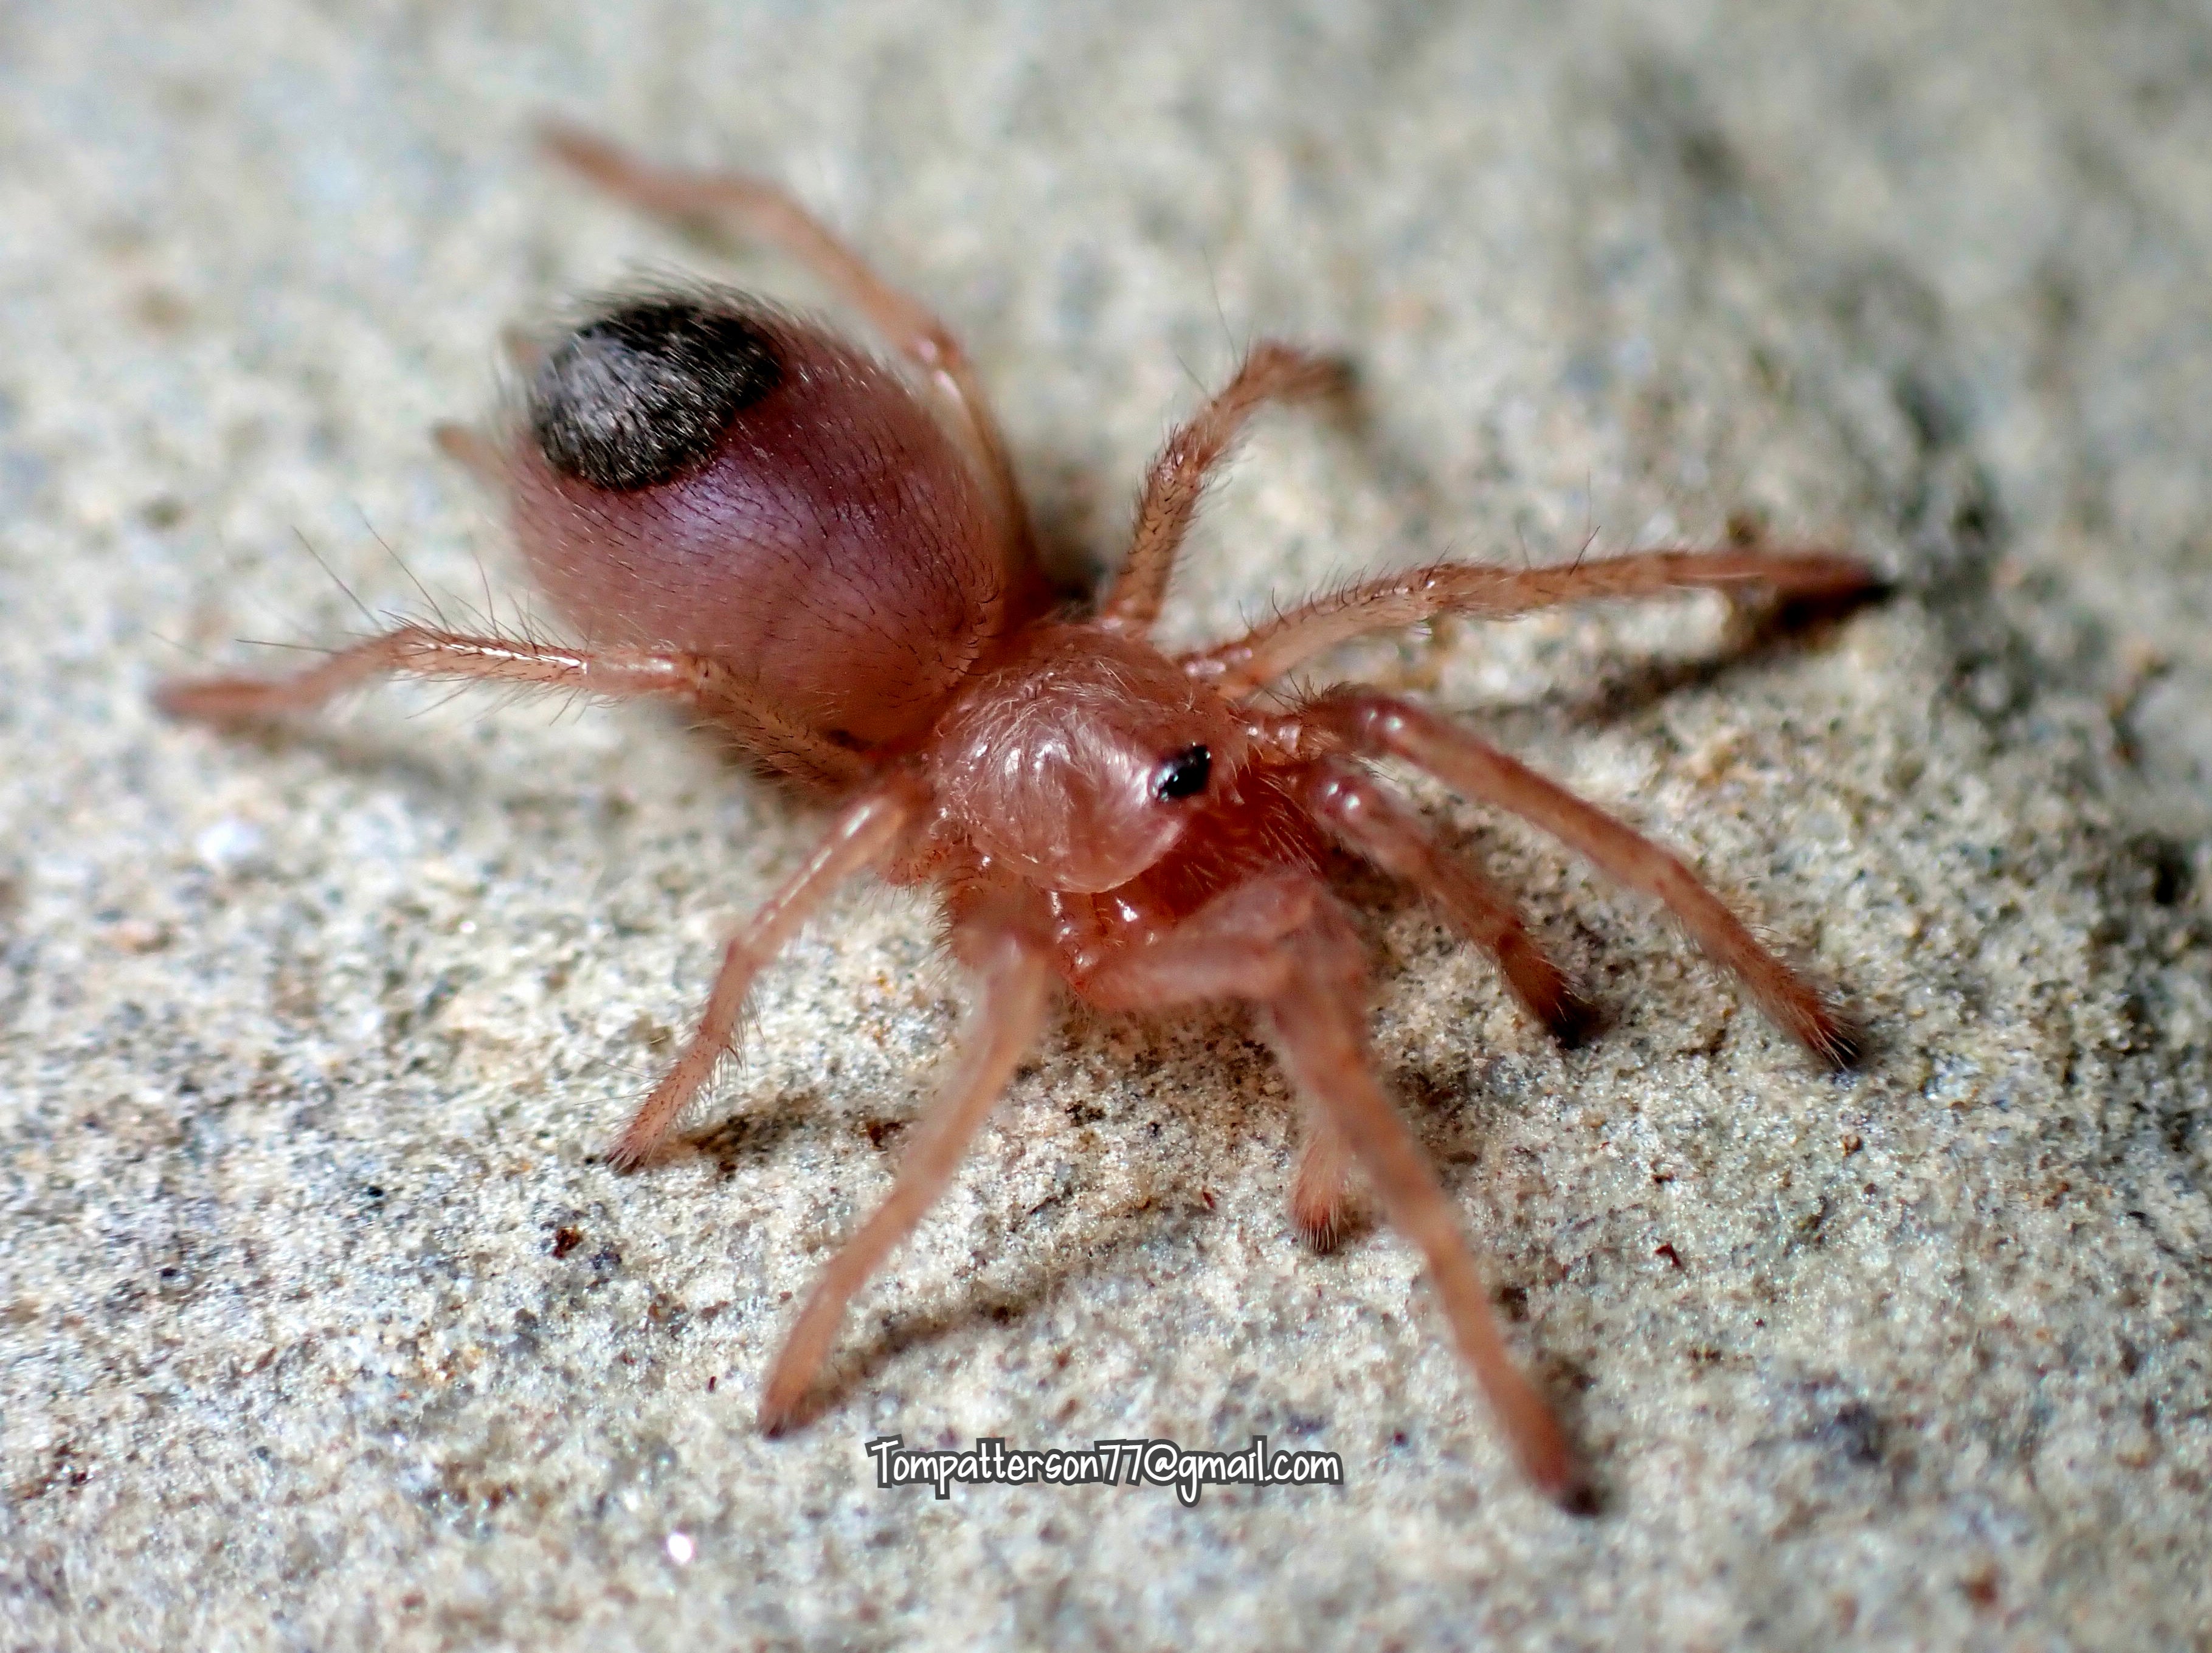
[1100,342,1350,632]
[157,623,871,790]
[157,623,681,725]
[607,782,921,1172]
[432,422,506,488]
[537,123,1032,550]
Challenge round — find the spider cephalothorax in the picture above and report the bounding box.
[161,126,1884,1511]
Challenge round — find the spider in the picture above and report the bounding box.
[159,126,1883,1511]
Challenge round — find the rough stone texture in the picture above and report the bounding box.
[3,2,2208,1648]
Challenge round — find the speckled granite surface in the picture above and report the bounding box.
[3,2,2208,1648]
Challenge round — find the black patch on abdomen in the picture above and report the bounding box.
[530,295,782,491]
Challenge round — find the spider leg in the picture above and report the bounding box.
[537,123,1031,554]
[156,623,870,789]
[1283,751,1595,1252]
[1187,547,1884,698]
[1309,692,1858,1068]
[1294,756,1594,1044]
[1073,875,1346,1242]
[1100,342,1348,632]
[758,914,1054,1432]
[1288,1108,1356,1252]
[1070,876,1584,1502]
[607,779,923,1170]
[1259,896,1593,1511]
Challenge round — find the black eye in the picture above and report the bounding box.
[1154,745,1211,801]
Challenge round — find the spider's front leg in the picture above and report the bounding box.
[1258,897,1594,1511]
[758,899,1055,1432]
[1293,757,1595,1044]
[1074,878,1360,1247]
[1187,547,1886,698]
[609,779,923,1170]
[1073,874,1589,1508]
[1307,692,1858,1068]
[1279,754,1601,1254]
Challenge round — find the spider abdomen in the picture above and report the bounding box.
[509,292,1037,750]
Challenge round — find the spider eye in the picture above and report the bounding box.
[1153,744,1212,801]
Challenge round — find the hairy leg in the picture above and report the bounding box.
[537,123,1030,551]
[1259,900,1591,1511]
[156,623,869,789]
[758,918,1053,1431]
[607,780,924,1170]
[1311,692,1856,1067]
[1294,757,1593,1043]
[1073,877,1583,1502]
[1100,342,1348,632]
[1288,1108,1356,1252]
[1186,548,1884,697]
[1070,875,1347,1242]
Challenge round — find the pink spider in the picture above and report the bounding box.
[160,128,1882,1510]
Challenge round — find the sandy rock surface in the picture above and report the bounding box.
[2,2,2207,1647]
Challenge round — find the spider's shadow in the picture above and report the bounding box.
[1539,596,1882,734]
[192,719,485,802]
[658,1087,826,1174]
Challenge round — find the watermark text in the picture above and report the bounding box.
[864,1434,1343,1506]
